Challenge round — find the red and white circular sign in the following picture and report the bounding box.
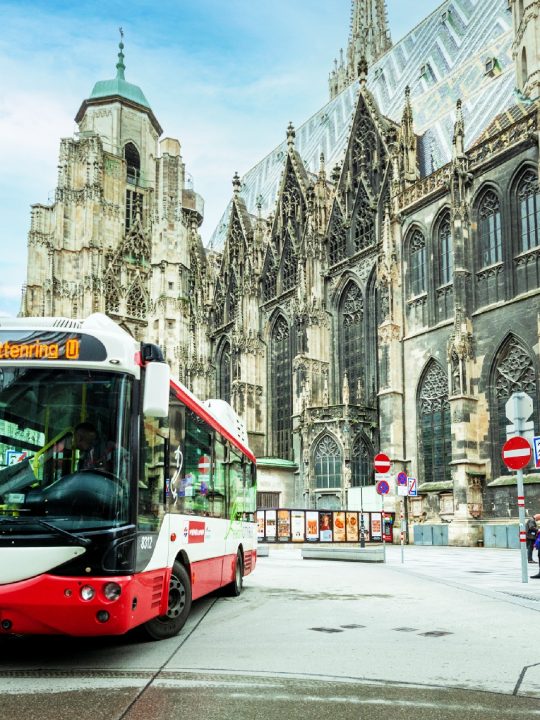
[501,436,532,471]
[374,453,391,474]
[198,455,211,474]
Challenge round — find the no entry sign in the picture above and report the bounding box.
[374,453,391,474]
[502,436,532,471]
[198,455,211,474]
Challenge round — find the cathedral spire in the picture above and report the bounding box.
[116,27,126,80]
[330,0,392,99]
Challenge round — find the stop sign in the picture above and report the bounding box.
[374,453,391,473]
[502,436,532,471]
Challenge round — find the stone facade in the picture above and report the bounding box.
[22,1,540,545]
[22,44,206,385]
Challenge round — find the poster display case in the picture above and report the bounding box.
[256,509,395,543]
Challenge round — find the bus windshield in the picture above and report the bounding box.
[0,367,132,532]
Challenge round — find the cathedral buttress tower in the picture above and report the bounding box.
[510,0,540,101]
[329,0,392,99]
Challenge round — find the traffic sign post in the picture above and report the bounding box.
[374,453,391,474]
[504,392,534,584]
[375,476,390,564]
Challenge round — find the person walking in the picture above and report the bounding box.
[526,514,539,563]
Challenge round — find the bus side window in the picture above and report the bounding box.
[243,461,256,521]
[167,395,184,513]
[228,447,244,521]
[139,416,168,531]
[211,437,227,519]
[180,410,212,516]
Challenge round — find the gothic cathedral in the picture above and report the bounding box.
[23,0,540,544]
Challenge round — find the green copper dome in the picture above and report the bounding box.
[89,37,150,109]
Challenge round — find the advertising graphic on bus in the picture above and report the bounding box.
[0,314,257,639]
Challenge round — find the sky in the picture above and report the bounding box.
[0,0,444,317]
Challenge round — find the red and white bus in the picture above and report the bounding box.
[0,314,256,639]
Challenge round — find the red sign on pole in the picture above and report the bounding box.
[374,453,391,474]
[502,436,532,471]
[198,455,211,475]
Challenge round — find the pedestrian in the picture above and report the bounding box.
[526,514,539,563]
[531,528,540,579]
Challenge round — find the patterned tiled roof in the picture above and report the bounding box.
[209,0,515,250]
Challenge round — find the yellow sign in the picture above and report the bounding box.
[0,339,80,360]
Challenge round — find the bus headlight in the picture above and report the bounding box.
[80,585,96,601]
[103,582,122,601]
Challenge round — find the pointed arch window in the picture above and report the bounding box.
[105,274,120,314]
[478,191,502,266]
[124,142,141,185]
[271,317,292,458]
[492,337,537,476]
[517,170,540,252]
[262,252,277,302]
[126,283,147,319]
[227,273,239,321]
[339,283,364,405]
[281,234,297,292]
[217,340,232,403]
[329,208,346,265]
[408,230,426,296]
[214,282,225,327]
[418,361,451,483]
[314,436,342,489]
[353,187,375,252]
[438,213,453,285]
[351,435,373,487]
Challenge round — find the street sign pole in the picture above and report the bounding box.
[400,499,405,564]
[506,392,534,584]
[381,493,386,564]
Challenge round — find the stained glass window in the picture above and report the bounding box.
[281,234,297,291]
[517,171,540,252]
[329,207,346,265]
[105,274,120,313]
[314,435,342,489]
[479,191,502,266]
[126,282,147,319]
[492,337,537,476]
[271,317,292,458]
[418,361,451,483]
[217,340,231,403]
[409,230,426,296]
[339,283,364,405]
[438,214,453,285]
[351,435,373,487]
[353,186,375,252]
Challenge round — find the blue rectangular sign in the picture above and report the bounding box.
[533,436,540,469]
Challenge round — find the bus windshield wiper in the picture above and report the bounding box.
[31,518,92,548]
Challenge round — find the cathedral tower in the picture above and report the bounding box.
[23,35,205,381]
[511,0,540,100]
[329,0,392,99]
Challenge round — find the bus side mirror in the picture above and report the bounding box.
[143,362,170,417]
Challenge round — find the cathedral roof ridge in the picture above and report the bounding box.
[207,0,514,251]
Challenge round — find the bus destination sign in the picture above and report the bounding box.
[0,332,107,362]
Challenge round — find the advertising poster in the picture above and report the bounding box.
[371,512,382,541]
[319,512,333,542]
[265,510,277,539]
[346,512,359,542]
[277,510,291,541]
[306,511,319,542]
[291,510,305,542]
[333,512,346,542]
[257,512,265,540]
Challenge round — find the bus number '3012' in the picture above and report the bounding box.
[140,536,154,550]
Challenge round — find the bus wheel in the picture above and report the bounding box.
[225,551,243,597]
[142,561,192,640]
